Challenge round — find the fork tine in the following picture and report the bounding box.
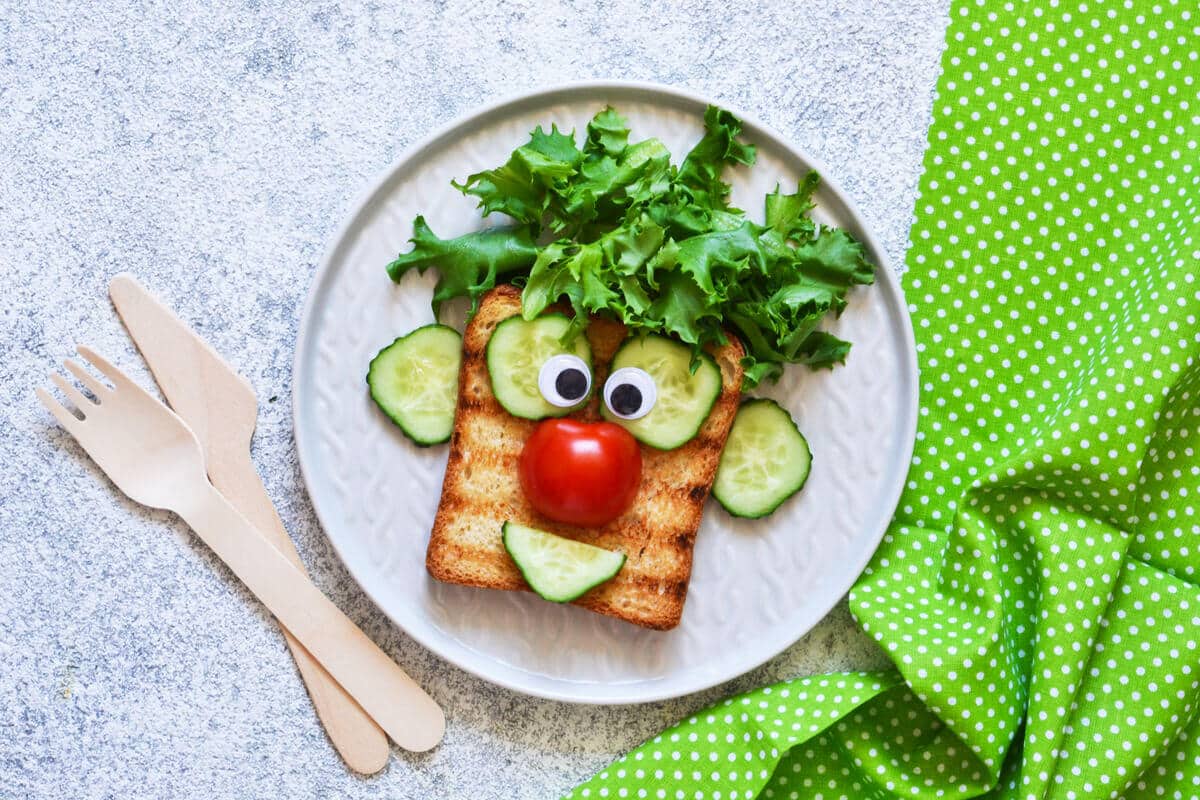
[76,345,129,388]
[50,373,96,412]
[64,358,111,397]
[36,387,83,432]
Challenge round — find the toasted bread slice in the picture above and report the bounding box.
[425,285,744,630]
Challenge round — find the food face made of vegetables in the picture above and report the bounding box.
[488,312,724,526]
[367,105,872,625]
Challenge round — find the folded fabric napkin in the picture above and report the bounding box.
[567,1,1199,797]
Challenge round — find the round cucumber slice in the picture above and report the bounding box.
[486,314,593,420]
[712,399,812,518]
[367,324,461,446]
[601,334,722,450]
[502,521,626,603]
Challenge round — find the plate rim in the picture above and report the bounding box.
[293,79,918,704]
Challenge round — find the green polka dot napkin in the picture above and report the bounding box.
[567,1,1199,798]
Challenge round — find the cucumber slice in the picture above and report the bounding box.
[502,521,626,603]
[601,334,722,450]
[486,314,593,420]
[367,324,461,446]
[712,399,812,518]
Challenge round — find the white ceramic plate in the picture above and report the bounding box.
[294,81,917,704]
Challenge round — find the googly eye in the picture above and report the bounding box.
[538,354,592,408]
[603,367,657,420]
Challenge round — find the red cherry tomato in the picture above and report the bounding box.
[518,419,642,527]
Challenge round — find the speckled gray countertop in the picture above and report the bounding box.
[0,2,948,797]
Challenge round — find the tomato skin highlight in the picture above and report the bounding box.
[518,419,643,528]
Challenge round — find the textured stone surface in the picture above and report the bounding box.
[0,2,947,797]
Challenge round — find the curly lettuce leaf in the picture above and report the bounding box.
[790,228,877,295]
[676,105,756,211]
[386,216,537,314]
[584,107,630,156]
[522,215,667,333]
[739,356,784,389]
[453,125,582,226]
[792,331,853,368]
[765,171,821,241]
[521,240,602,327]
[722,226,875,381]
[646,270,725,347]
[559,138,672,233]
[385,105,878,390]
[556,108,673,233]
[673,222,789,295]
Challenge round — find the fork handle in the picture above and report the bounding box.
[177,482,445,752]
[216,455,389,773]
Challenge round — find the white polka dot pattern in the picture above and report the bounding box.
[567,1,1199,797]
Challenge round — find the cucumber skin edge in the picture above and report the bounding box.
[366,323,461,447]
[712,398,812,519]
[501,521,627,604]
[602,336,723,451]
[484,313,594,421]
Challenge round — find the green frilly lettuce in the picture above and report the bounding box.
[386,106,876,389]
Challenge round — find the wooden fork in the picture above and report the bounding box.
[37,345,445,753]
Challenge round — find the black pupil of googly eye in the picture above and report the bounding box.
[554,368,588,402]
[610,383,643,416]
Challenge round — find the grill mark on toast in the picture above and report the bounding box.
[457,397,492,414]
[666,579,688,602]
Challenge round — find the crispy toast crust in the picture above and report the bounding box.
[425,285,744,630]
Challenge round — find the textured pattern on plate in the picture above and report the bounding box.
[293,84,918,703]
